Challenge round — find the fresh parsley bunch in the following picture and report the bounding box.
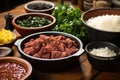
[52,4,86,38]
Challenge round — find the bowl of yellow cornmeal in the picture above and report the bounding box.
[0,29,16,47]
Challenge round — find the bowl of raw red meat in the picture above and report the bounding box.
[15,31,84,72]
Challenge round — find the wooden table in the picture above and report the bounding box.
[0,0,120,80]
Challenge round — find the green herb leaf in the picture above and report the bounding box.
[52,4,86,38]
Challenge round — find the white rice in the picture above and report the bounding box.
[86,14,120,32]
[90,47,116,57]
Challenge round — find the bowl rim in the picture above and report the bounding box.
[0,57,32,80]
[12,13,56,29]
[16,31,84,61]
[81,8,120,33]
[85,41,120,59]
[0,47,12,57]
[24,1,55,12]
[112,0,120,6]
[83,0,93,5]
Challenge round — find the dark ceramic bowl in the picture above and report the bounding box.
[81,8,120,45]
[85,41,120,71]
[0,47,12,57]
[15,31,84,72]
[24,1,55,14]
[12,13,56,36]
[112,0,120,7]
[0,57,32,80]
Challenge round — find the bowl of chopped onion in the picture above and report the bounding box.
[85,41,120,71]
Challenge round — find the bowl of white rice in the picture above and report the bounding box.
[85,41,120,71]
[81,8,120,45]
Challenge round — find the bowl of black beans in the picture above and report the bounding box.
[24,1,55,14]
